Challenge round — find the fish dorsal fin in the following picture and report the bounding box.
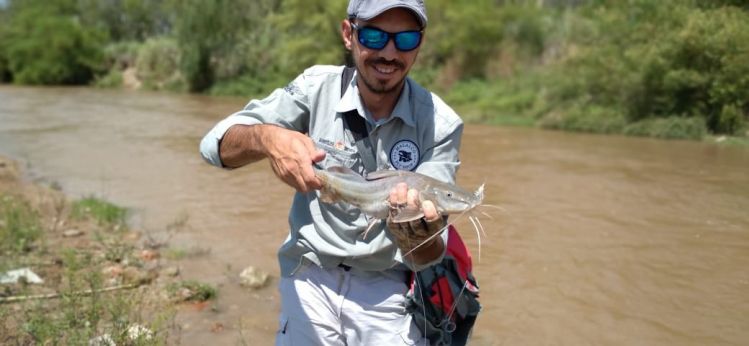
[326,165,365,181]
[365,169,406,181]
[474,183,485,202]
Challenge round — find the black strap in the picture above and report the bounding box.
[340,66,378,173]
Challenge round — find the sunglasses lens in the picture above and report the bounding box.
[394,32,421,51]
[358,27,388,50]
[355,24,422,52]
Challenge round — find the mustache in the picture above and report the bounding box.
[366,58,405,69]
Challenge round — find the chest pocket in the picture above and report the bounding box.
[314,138,362,174]
[313,138,367,227]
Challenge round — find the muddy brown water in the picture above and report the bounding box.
[1,86,748,345]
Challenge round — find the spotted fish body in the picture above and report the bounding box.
[314,166,484,221]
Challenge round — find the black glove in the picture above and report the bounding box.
[386,206,445,253]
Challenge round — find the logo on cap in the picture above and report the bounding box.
[390,140,419,171]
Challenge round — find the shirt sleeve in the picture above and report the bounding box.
[199,71,312,168]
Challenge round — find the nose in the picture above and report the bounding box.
[379,37,399,60]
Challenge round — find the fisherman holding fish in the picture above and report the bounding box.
[200,0,466,344]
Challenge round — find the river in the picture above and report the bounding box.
[1,86,747,345]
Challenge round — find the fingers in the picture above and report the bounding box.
[305,140,326,163]
[407,188,420,209]
[266,129,325,193]
[389,183,423,209]
[421,200,439,222]
[389,183,408,207]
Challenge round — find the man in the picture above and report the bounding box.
[200,0,463,344]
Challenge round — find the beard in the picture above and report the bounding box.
[356,57,407,95]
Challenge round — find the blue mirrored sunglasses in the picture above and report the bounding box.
[351,22,423,52]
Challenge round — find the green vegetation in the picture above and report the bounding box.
[0,191,171,344]
[0,0,747,140]
[71,196,128,230]
[0,0,106,84]
[167,280,217,302]
[0,195,42,256]
[18,250,165,345]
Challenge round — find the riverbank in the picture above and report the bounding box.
[0,155,227,344]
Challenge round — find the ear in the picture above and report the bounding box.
[341,19,354,51]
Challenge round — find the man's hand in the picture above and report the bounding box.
[220,124,325,193]
[386,182,446,265]
[262,126,325,193]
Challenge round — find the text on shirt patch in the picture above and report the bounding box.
[390,140,420,171]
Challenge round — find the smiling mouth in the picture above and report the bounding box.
[374,64,396,74]
[368,58,404,76]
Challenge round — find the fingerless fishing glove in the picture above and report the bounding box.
[386,211,446,255]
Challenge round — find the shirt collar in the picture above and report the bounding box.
[335,70,416,128]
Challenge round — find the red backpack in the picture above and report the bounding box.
[406,225,481,345]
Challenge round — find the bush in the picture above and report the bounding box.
[93,69,123,88]
[540,104,628,134]
[135,37,186,92]
[2,1,106,85]
[102,41,142,70]
[623,116,707,140]
[627,7,749,133]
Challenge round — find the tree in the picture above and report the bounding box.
[2,0,105,84]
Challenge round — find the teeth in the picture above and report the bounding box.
[374,65,395,74]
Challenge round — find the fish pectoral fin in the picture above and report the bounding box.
[361,219,381,240]
[389,208,425,223]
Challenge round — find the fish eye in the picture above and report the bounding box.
[446,192,453,197]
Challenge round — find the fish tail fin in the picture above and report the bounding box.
[318,187,337,204]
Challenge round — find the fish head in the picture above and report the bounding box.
[422,183,484,214]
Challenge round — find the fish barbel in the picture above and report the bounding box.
[314,166,484,221]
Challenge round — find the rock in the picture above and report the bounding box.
[62,229,83,237]
[102,265,124,277]
[239,266,270,289]
[122,266,154,285]
[89,324,152,346]
[139,249,159,261]
[123,232,141,242]
[89,334,115,346]
[210,322,224,333]
[126,324,153,341]
[163,266,180,277]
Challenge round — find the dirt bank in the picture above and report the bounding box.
[0,155,216,344]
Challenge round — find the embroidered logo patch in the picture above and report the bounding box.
[283,81,302,96]
[390,140,419,171]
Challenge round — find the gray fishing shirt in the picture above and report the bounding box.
[200,65,463,277]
